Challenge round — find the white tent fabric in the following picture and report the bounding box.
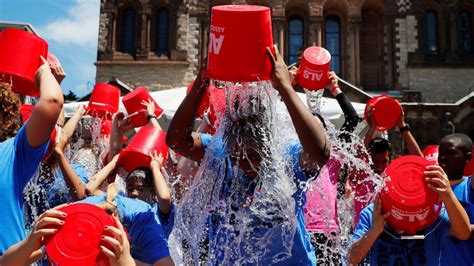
[64,87,366,128]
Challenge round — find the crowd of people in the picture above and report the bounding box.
[0,43,472,266]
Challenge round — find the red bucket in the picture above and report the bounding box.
[0,28,48,96]
[119,126,169,172]
[20,104,34,124]
[87,83,120,118]
[207,5,273,82]
[364,95,402,131]
[122,87,164,127]
[45,203,116,266]
[296,46,332,90]
[207,84,227,134]
[422,145,439,165]
[381,155,441,234]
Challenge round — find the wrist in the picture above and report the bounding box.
[399,124,410,133]
[147,114,157,121]
[330,84,341,96]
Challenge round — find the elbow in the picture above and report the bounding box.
[457,229,471,241]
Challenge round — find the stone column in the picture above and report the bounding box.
[309,17,323,46]
[110,11,117,58]
[272,17,285,58]
[136,9,149,59]
[348,17,361,85]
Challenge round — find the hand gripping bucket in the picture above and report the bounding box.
[118,126,169,172]
[207,5,273,82]
[44,203,117,266]
[296,47,332,90]
[87,83,120,118]
[381,155,441,234]
[422,145,439,165]
[0,28,48,96]
[364,95,402,131]
[122,87,164,127]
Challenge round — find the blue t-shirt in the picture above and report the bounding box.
[79,194,170,264]
[0,124,48,254]
[439,176,474,265]
[152,203,176,239]
[200,133,317,265]
[352,204,451,265]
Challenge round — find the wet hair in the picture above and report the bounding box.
[126,168,153,186]
[441,133,473,154]
[0,82,21,140]
[368,137,392,154]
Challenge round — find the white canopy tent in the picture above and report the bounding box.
[64,87,367,130]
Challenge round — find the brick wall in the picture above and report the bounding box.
[407,68,474,102]
[395,15,418,88]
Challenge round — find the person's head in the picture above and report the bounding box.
[226,117,269,179]
[126,168,153,202]
[368,137,392,175]
[438,133,472,180]
[0,82,21,141]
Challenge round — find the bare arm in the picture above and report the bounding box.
[347,196,389,265]
[425,165,471,240]
[150,152,172,215]
[86,155,120,196]
[54,134,87,200]
[27,56,64,148]
[266,46,330,170]
[108,112,134,162]
[166,69,209,162]
[62,105,86,140]
[397,109,422,156]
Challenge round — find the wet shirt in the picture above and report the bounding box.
[200,133,317,265]
[0,124,49,254]
[151,203,176,239]
[80,194,170,264]
[353,204,451,266]
[439,176,474,265]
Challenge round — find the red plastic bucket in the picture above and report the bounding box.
[381,155,441,234]
[207,5,273,82]
[296,47,332,90]
[119,126,169,172]
[20,104,34,124]
[0,28,48,96]
[122,87,164,127]
[422,145,439,165]
[45,203,116,266]
[364,95,402,131]
[207,84,227,134]
[87,83,120,118]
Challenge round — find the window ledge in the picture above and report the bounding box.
[96,60,189,66]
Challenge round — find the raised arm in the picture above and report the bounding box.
[27,56,64,148]
[85,155,120,196]
[166,67,209,162]
[62,104,86,140]
[54,133,87,200]
[149,152,172,215]
[397,108,422,156]
[108,112,134,162]
[141,99,162,130]
[425,165,471,240]
[266,46,330,170]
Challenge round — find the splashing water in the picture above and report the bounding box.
[170,80,314,265]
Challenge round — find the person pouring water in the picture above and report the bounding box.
[166,44,330,265]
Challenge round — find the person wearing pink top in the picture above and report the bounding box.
[303,72,360,264]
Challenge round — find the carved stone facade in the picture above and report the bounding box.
[96,0,474,145]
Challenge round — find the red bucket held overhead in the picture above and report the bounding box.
[122,87,164,127]
[207,5,273,82]
[87,83,120,118]
[422,145,439,165]
[45,203,116,266]
[381,155,441,235]
[119,126,169,172]
[297,46,332,90]
[364,95,402,131]
[0,28,48,96]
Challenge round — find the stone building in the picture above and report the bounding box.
[95,0,474,146]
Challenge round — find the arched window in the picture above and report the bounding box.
[155,8,169,55]
[325,16,341,74]
[288,16,303,65]
[425,10,439,55]
[121,7,136,54]
[458,11,473,54]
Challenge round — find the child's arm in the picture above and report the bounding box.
[62,104,86,140]
[141,99,163,130]
[150,151,172,215]
[108,112,134,162]
[397,108,422,156]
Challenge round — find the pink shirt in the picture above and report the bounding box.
[350,171,376,226]
[304,157,341,233]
